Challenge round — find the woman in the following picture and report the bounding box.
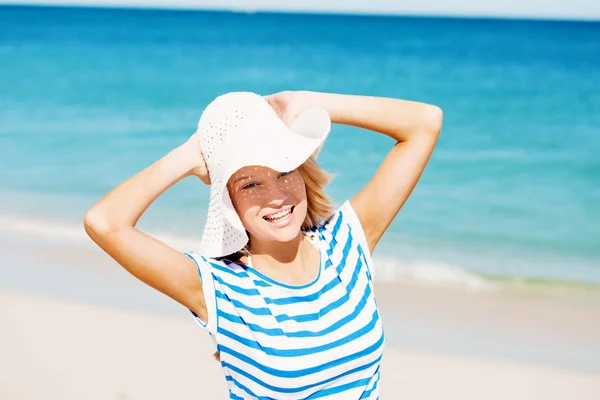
[84,90,442,399]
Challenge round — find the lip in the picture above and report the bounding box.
[262,205,295,228]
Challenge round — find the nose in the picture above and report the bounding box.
[263,179,290,207]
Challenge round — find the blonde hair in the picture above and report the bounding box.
[215,157,334,360]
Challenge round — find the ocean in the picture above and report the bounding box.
[1,5,599,288]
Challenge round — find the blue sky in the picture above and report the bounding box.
[2,0,599,20]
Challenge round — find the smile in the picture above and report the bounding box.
[263,206,295,223]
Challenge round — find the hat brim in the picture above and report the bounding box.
[220,106,331,189]
[199,103,331,258]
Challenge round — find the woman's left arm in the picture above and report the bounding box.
[285,91,443,255]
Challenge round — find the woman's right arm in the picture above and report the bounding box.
[83,133,210,321]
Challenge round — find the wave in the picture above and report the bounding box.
[372,257,496,292]
[0,214,202,252]
[0,214,90,242]
[5,214,596,293]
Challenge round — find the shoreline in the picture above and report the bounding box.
[1,209,599,292]
[1,289,599,399]
[2,228,600,373]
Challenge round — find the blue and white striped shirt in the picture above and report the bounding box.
[186,200,385,399]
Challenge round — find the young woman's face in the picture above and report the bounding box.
[227,166,307,244]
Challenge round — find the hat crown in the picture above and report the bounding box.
[197,92,267,184]
[195,91,330,258]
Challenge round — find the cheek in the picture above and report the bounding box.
[231,189,260,213]
[282,175,307,200]
[283,176,308,220]
[229,188,265,230]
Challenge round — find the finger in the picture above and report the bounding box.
[264,96,281,115]
[263,95,276,108]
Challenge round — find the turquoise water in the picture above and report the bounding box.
[1,6,599,285]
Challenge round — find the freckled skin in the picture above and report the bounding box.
[227,166,307,245]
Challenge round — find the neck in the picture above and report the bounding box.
[248,232,305,265]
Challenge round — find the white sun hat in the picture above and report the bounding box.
[196,92,331,258]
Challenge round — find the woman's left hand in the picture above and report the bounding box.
[263,91,308,127]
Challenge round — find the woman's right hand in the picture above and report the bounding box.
[183,131,211,185]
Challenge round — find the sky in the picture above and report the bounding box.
[2,0,600,20]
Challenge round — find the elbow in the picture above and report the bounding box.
[424,105,443,136]
[83,207,115,238]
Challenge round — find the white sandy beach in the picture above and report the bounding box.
[1,226,600,399]
[1,290,599,399]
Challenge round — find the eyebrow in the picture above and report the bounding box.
[233,176,251,184]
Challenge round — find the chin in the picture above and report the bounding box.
[271,224,303,243]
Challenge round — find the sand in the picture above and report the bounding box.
[1,226,600,399]
[1,290,599,400]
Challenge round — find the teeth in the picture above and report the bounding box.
[272,210,290,218]
[265,208,292,221]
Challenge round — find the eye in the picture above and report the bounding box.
[279,170,294,178]
[242,182,259,190]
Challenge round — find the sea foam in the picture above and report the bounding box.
[0,214,495,291]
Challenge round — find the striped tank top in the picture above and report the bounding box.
[185,200,385,399]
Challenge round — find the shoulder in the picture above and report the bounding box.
[315,200,372,260]
[185,252,249,279]
[316,201,361,234]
